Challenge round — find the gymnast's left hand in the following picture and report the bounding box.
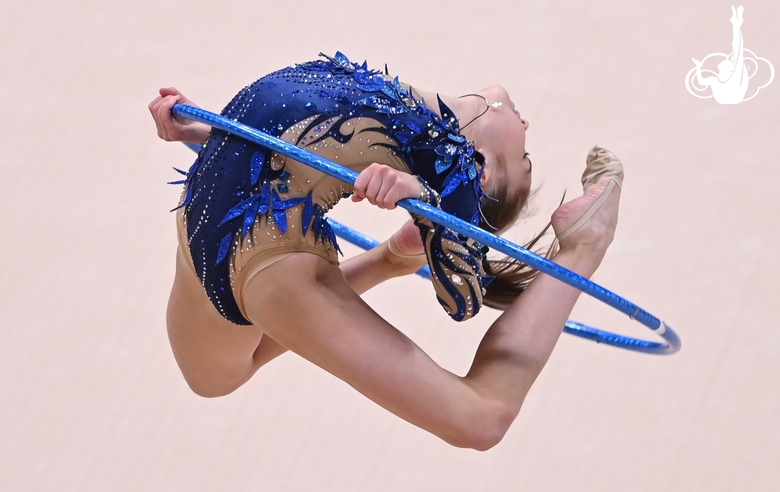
[148,87,211,144]
[351,163,422,210]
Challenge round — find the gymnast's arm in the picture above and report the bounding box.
[148,87,211,144]
[341,163,429,294]
[340,220,427,295]
[148,91,423,295]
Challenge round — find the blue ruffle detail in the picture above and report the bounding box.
[242,197,260,236]
[312,207,343,256]
[250,150,265,185]
[215,233,233,265]
[271,190,306,234]
[169,160,200,211]
[258,181,271,214]
[219,195,256,227]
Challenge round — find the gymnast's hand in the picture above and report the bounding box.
[148,87,211,144]
[351,163,422,210]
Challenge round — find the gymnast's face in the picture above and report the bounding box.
[474,85,533,199]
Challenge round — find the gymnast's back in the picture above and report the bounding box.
[175,52,489,325]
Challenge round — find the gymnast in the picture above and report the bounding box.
[148,52,623,450]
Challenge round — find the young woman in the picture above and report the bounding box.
[149,52,623,450]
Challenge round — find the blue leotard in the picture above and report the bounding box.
[175,52,490,325]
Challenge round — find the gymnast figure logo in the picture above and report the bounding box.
[685,5,774,104]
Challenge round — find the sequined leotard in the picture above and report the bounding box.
[175,52,491,325]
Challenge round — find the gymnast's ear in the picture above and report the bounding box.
[475,148,492,187]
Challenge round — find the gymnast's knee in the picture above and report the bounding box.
[178,365,253,398]
[185,377,243,399]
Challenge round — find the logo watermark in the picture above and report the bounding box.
[685,5,774,104]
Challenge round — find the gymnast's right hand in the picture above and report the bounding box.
[148,87,211,144]
[351,163,422,210]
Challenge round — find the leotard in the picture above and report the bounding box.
[174,52,492,325]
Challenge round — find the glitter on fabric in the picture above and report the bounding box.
[175,52,489,324]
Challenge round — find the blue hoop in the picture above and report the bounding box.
[172,104,681,355]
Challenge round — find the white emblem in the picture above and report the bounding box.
[685,6,774,104]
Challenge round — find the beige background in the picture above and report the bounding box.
[2,0,779,490]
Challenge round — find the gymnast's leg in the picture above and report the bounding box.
[242,176,621,450]
[166,246,275,397]
[166,223,426,398]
